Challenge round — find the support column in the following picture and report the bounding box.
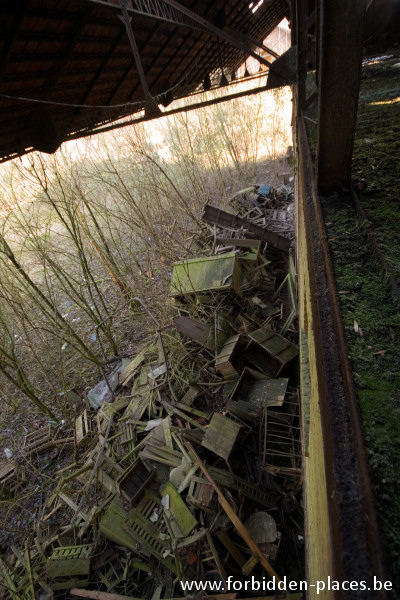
[297,0,307,109]
[316,0,365,190]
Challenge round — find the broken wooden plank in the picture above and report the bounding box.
[218,530,247,568]
[148,363,166,380]
[215,238,262,250]
[201,413,241,461]
[203,530,227,581]
[173,316,215,350]
[161,481,197,535]
[58,492,90,522]
[214,309,232,353]
[180,385,200,406]
[10,545,53,596]
[186,443,280,581]
[160,398,207,431]
[24,542,35,600]
[215,334,245,378]
[242,554,259,576]
[119,343,157,387]
[139,446,182,468]
[125,387,152,421]
[52,578,89,590]
[0,557,20,600]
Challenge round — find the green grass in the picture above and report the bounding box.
[301,56,400,588]
[321,193,400,591]
[353,61,400,281]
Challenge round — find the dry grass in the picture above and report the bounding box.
[0,88,292,544]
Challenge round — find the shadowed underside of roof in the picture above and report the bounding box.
[0,0,289,161]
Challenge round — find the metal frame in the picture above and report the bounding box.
[77,0,278,67]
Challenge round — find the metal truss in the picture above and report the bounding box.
[81,0,277,66]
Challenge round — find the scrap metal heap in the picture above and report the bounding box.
[0,186,303,599]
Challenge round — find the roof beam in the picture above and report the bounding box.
[316,0,366,190]
[104,0,203,30]
[169,0,285,94]
[140,0,260,101]
[79,0,281,107]
[68,78,273,140]
[118,0,161,116]
[105,0,205,105]
[161,0,272,67]
[126,0,205,103]
[78,0,274,67]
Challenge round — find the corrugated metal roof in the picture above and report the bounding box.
[0,0,288,160]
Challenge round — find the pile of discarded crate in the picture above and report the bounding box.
[0,188,303,600]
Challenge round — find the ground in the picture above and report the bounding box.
[319,50,400,591]
[320,193,400,589]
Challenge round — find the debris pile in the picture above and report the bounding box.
[0,188,303,600]
[221,184,295,241]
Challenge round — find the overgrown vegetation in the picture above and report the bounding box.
[0,87,292,542]
[321,194,400,592]
[345,55,400,587]
[353,59,400,283]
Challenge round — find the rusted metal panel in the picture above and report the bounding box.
[202,204,291,252]
[170,252,243,297]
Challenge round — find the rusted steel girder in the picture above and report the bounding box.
[316,0,366,190]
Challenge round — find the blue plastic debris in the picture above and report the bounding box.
[258,185,271,197]
[258,185,271,198]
